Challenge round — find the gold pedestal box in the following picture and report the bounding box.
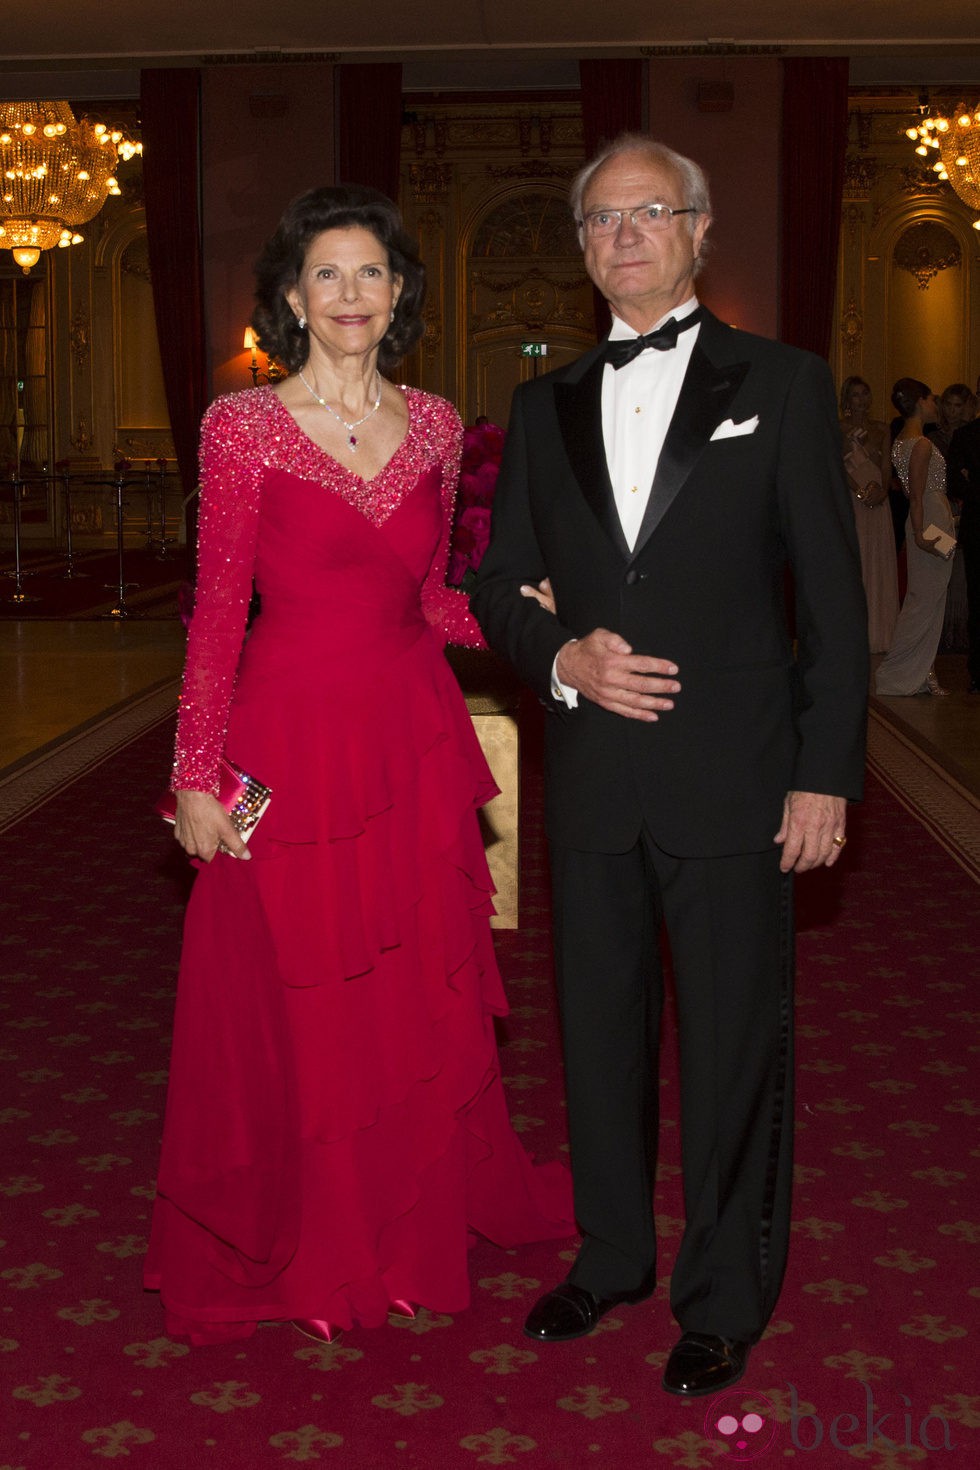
[447,647,522,929]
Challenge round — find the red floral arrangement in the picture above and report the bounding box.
[446,419,506,589]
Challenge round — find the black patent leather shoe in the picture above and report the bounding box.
[523,1271,654,1343]
[662,1331,750,1397]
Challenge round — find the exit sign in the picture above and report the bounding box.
[520,342,548,357]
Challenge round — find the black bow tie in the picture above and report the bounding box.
[604,307,703,369]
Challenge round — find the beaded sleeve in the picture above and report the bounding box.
[417,395,487,651]
[171,393,266,793]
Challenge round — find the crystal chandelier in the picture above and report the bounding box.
[0,100,142,273]
[906,98,980,230]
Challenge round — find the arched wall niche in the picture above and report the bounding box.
[398,94,588,426]
[93,208,173,465]
[458,183,592,428]
[834,92,980,420]
[866,197,973,401]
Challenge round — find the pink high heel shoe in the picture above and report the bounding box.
[291,1318,344,1344]
[388,1300,416,1319]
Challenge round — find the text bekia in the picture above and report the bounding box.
[788,1382,955,1452]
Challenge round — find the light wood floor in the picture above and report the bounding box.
[0,623,978,801]
[0,621,185,771]
[870,653,980,801]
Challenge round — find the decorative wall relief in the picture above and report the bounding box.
[485,161,576,185]
[470,268,590,333]
[70,419,93,454]
[899,164,948,196]
[115,433,176,460]
[421,301,443,365]
[843,153,879,199]
[894,222,962,290]
[839,299,864,359]
[70,311,91,371]
[472,193,581,259]
[409,163,451,205]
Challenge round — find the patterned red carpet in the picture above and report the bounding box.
[1,712,978,1469]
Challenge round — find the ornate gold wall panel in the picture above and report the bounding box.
[401,100,593,427]
[1,139,178,549]
[835,94,980,413]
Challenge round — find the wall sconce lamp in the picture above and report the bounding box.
[243,326,285,386]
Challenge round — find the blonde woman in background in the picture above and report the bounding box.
[839,375,899,653]
[875,378,955,697]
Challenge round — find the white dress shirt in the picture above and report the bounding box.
[552,296,701,705]
[603,296,701,551]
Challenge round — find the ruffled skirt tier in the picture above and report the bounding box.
[144,624,572,1341]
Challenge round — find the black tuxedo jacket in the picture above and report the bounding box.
[471,309,869,857]
[947,417,980,536]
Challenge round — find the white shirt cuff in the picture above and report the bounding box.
[550,648,579,708]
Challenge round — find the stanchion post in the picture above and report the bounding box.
[96,462,141,619]
[2,472,42,605]
[57,465,88,579]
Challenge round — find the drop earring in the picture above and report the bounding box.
[297,315,307,330]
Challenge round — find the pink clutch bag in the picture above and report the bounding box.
[155,759,273,842]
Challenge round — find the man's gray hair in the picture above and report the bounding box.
[570,134,712,267]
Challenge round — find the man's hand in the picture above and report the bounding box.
[774,790,847,873]
[556,629,680,721]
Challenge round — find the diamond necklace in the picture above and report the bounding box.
[297,369,382,451]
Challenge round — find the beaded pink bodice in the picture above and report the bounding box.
[173,385,483,792]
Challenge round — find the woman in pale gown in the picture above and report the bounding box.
[144,185,573,1345]
[839,375,899,653]
[875,379,955,697]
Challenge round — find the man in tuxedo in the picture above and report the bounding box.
[946,400,980,692]
[471,135,868,1398]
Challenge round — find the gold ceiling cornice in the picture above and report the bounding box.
[640,44,786,57]
[201,51,340,66]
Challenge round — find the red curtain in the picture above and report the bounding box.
[579,59,644,159]
[140,68,208,545]
[579,60,644,337]
[780,58,849,359]
[336,64,403,203]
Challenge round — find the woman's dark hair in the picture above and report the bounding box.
[251,184,426,374]
[890,377,930,420]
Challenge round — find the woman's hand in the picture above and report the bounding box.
[914,529,944,556]
[863,480,888,508]
[173,789,250,863]
[520,577,556,615]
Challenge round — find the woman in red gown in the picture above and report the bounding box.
[144,185,572,1344]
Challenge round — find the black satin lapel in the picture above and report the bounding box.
[554,359,631,561]
[632,349,751,556]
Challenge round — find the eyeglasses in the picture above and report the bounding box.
[579,204,698,237]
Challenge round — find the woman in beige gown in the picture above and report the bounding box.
[839,376,899,653]
[875,379,955,697]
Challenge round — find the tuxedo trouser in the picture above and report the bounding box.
[962,512,980,687]
[550,828,795,1343]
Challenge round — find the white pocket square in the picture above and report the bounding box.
[710,414,759,440]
